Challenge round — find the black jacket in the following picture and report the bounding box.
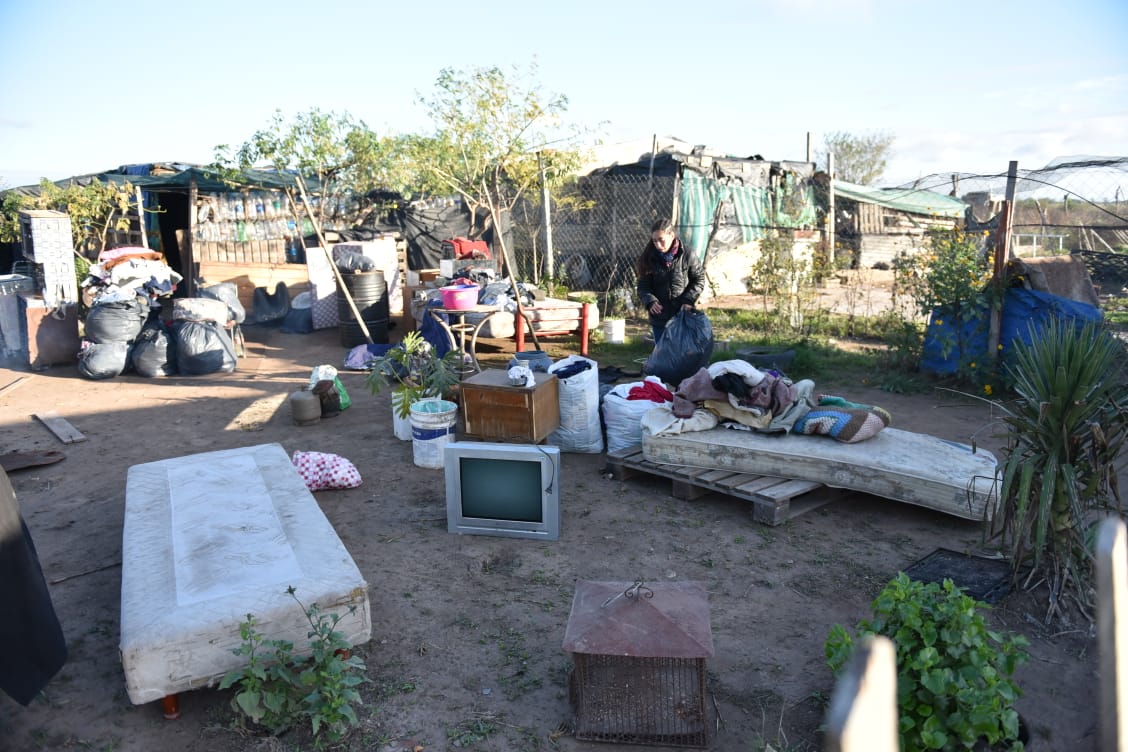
[636,239,705,326]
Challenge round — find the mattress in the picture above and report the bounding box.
[641,425,999,521]
[119,443,371,705]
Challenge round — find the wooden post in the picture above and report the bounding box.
[185,179,198,297]
[134,186,148,250]
[827,153,836,267]
[1098,516,1128,752]
[825,635,899,752]
[294,175,373,345]
[987,161,1018,370]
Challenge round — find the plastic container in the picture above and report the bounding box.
[410,398,458,468]
[602,318,626,344]
[440,284,480,310]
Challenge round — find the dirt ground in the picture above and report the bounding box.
[0,305,1102,752]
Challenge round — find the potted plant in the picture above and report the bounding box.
[365,331,461,439]
[825,573,1029,751]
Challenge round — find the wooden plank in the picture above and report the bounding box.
[606,444,835,526]
[756,478,825,502]
[34,411,87,444]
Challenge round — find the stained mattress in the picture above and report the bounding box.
[120,443,371,704]
[641,425,999,521]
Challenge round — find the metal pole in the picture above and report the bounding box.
[539,152,554,283]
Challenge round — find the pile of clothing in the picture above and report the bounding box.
[642,360,891,444]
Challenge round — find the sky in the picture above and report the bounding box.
[1,0,1125,195]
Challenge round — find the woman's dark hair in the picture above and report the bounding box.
[639,218,676,275]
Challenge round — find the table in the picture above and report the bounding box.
[119,443,371,717]
[428,301,590,375]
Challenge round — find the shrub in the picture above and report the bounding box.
[825,573,1028,751]
[219,587,368,748]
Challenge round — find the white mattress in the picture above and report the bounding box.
[119,443,371,704]
[641,426,999,521]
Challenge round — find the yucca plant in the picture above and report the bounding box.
[991,317,1128,622]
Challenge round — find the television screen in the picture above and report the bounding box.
[444,442,560,541]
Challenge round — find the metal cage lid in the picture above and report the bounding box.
[562,580,714,658]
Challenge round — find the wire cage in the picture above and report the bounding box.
[562,580,714,748]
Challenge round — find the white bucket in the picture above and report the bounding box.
[602,318,626,344]
[409,398,458,468]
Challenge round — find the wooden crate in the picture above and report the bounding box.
[607,445,839,526]
[459,369,559,443]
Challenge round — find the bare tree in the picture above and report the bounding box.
[816,130,895,185]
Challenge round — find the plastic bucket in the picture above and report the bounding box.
[409,398,458,468]
[440,284,479,310]
[602,318,626,344]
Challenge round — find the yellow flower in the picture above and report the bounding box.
[997,344,1003,350]
[935,319,944,326]
[984,384,993,396]
[969,362,977,368]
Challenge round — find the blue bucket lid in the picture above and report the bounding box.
[411,399,458,414]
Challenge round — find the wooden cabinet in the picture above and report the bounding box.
[459,369,559,443]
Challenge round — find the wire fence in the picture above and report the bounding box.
[505,156,1128,314]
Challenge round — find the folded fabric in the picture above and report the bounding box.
[817,394,892,426]
[672,367,729,418]
[291,451,363,491]
[627,380,673,403]
[793,406,887,443]
[641,404,719,437]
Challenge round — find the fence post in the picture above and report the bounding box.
[539,152,554,284]
[828,153,836,267]
[987,161,1018,372]
[1098,516,1128,751]
[825,634,898,752]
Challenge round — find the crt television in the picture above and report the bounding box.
[444,441,560,541]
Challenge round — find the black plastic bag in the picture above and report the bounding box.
[199,282,246,324]
[332,246,376,272]
[643,309,715,387]
[84,298,147,343]
[251,282,290,325]
[131,320,177,377]
[175,320,236,375]
[77,341,131,380]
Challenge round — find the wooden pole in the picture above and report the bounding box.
[987,161,1018,370]
[185,179,198,297]
[134,186,149,250]
[825,635,899,752]
[828,153,836,267]
[293,174,373,345]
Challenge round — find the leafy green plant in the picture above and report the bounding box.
[219,588,368,748]
[365,330,462,418]
[893,229,997,386]
[826,573,1028,751]
[990,318,1128,621]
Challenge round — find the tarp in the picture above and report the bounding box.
[920,287,1103,376]
[835,180,967,219]
[6,164,308,197]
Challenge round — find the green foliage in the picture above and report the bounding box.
[991,318,1128,620]
[214,107,421,230]
[219,588,367,749]
[894,229,998,387]
[446,718,498,747]
[365,330,462,417]
[744,232,815,333]
[415,62,586,255]
[1,178,136,255]
[826,573,1028,751]
[816,130,895,185]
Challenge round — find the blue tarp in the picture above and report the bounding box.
[920,287,1103,376]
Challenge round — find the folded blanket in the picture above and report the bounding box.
[792,394,891,443]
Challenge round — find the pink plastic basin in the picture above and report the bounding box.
[440,284,479,310]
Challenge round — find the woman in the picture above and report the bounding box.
[636,218,705,344]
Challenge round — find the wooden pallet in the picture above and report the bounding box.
[607,445,839,526]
